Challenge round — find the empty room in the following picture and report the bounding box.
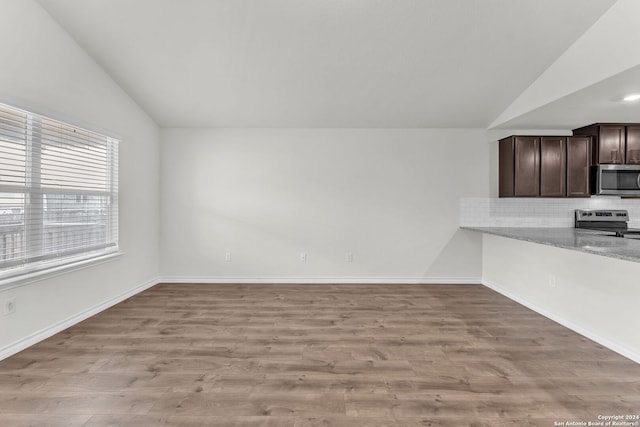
[1,0,640,425]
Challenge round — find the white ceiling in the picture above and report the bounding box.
[37,0,617,128]
[496,64,640,130]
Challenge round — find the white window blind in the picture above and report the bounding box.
[0,103,118,281]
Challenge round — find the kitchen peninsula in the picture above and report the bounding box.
[464,222,640,366]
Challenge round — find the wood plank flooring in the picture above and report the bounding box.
[0,283,639,426]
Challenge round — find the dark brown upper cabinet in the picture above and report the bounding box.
[499,137,515,197]
[572,123,640,165]
[600,125,624,164]
[626,126,640,164]
[540,137,566,197]
[566,136,591,197]
[499,136,540,197]
[515,136,540,197]
[498,135,592,198]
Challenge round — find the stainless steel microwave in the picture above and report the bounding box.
[592,164,640,195]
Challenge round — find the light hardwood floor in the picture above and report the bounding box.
[0,283,639,426]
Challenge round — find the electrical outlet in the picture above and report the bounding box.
[549,275,557,288]
[300,252,307,262]
[3,297,16,315]
[346,252,353,263]
[225,252,232,262]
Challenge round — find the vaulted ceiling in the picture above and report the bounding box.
[36,0,630,129]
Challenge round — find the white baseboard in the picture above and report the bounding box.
[482,278,640,365]
[0,277,160,361]
[159,276,482,285]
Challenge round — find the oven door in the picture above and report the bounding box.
[594,165,640,195]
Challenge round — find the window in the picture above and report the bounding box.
[0,103,118,282]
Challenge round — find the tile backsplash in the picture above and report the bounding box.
[460,197,640,228]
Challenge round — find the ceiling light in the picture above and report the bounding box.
[623,94,640,102]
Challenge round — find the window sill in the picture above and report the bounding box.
[0,251,123,291]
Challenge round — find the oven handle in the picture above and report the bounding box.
[637,173,640,189]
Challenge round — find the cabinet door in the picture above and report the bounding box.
[540,137,566,197]
[599,125,625,164]
[567,136,591,197]
[514,136,540,197]
[625,126,640,164]
[499,138,515,197]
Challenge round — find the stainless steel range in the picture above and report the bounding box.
[575,209,640,238]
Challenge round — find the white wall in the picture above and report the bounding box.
[0,1,160,355]
[483,234,640,363]
[161,128,489,282]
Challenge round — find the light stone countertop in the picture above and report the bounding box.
[462,226,640,264]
